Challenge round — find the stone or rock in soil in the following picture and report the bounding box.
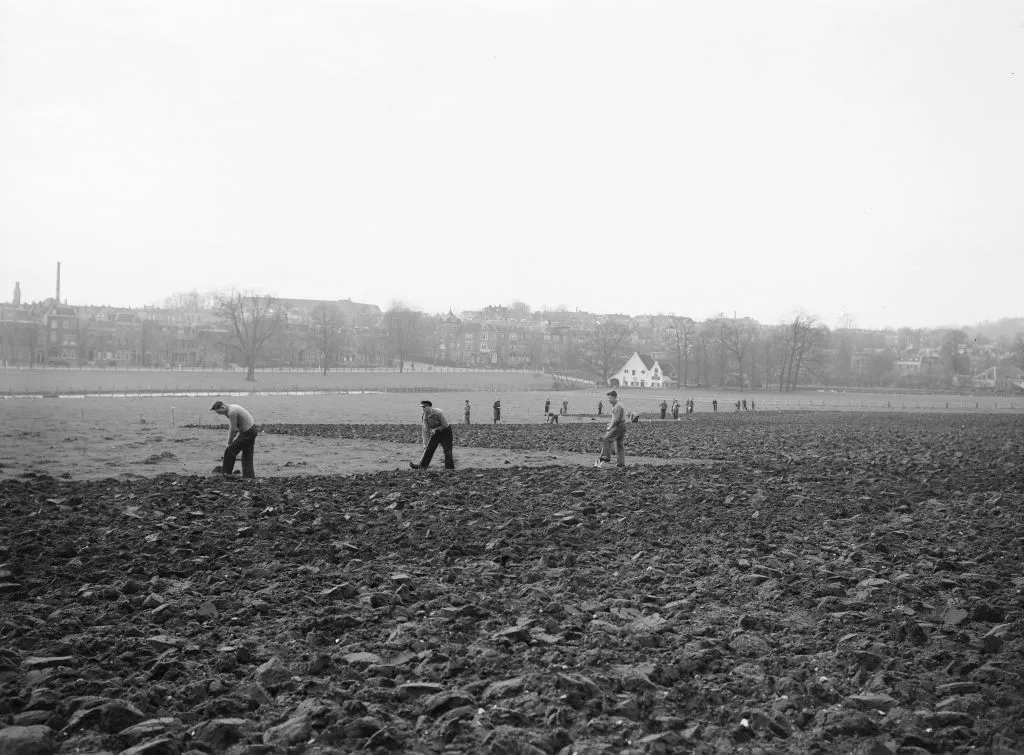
[20,658,73,671]
[252,657,291,690]
[0,725,55,755]
[190,718,251,751]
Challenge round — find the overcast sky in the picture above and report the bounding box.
[1,0,1021,330]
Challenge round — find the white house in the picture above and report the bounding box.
[609,352,672,388]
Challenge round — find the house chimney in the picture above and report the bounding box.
[13,281,20,306]
[56,261,61,303]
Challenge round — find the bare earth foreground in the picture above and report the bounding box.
[1,406,1022,754]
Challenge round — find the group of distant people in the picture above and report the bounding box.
[659,399,696,419]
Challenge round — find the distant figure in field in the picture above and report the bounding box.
[597,400,603,415]
[211,400,258,478]
[628,411,641,424]
[687,398,695,415]
[492,399,501,424]
[546,411,559,424]
[659,400,668,419]
[735,400,741,412]
[410,400,454,470]
[671,399,680,419]
[561,399,569,416]
[742,399,749,411]
[464,400,471,425]
[595,389,627,469]
[712,399,718,413]
[544,398,550,415]
[751,400,756,411]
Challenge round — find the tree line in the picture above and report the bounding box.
[211,292,1024,388]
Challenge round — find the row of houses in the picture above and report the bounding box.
[0,286,611,371]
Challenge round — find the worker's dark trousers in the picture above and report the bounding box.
[223,426,258,478]
[419,426,455,469]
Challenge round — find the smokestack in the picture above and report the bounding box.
[13,281,20,306]
[56,261,61,303]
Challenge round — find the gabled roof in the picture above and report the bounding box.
[638,353,657,370]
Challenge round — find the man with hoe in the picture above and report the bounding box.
[211,400,258,478]
[595,389,627,469]
[411,400,455,470]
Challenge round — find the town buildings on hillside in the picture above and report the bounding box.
[1,276,1021,392]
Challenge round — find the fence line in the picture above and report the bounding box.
[0,364,541,374]
[2,384,556,400]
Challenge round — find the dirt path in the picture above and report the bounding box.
[3,421,709,480]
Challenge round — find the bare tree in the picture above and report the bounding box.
[779,314,828,391]
[354,329,383,366]
[583,322,631,386]
[940,329,969,385]
[664,316,695,388]
[696,323,715,386]
[216,292,283,381]
[507,300,532,319]
[164,290,215,310]
[383,307,422,372]
[311,303,346,374]
[714,316,759,387]
[865,348,897,387]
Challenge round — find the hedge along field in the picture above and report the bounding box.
[0,367,555,396]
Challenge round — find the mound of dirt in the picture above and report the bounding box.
[141,451,178,465]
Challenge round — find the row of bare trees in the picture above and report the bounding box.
[654,314,829,390]
[214,295,832,388]
[205,292,1022,388]
[215,293,425,381]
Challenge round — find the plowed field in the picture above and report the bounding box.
[1,412,1022,754]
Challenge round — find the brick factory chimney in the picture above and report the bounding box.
[13,281,20,306]
[56,261,61,303]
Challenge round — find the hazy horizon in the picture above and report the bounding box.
[3,1,1022,332]
[7,271,1022,334]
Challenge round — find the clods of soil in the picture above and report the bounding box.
[1,412,1022,754]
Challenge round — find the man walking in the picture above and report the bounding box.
[544,398,550,416]
[464,399,471,425]
[659,399,668,419]
[595,389,627,469]
[211,399,258,478]
[411,400,455,470]
[493,399,501,424]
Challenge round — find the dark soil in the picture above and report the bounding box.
[2,412,1022,754]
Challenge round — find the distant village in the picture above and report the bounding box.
[2,270,1023,393]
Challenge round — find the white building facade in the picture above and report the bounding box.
[609,352,671,388]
